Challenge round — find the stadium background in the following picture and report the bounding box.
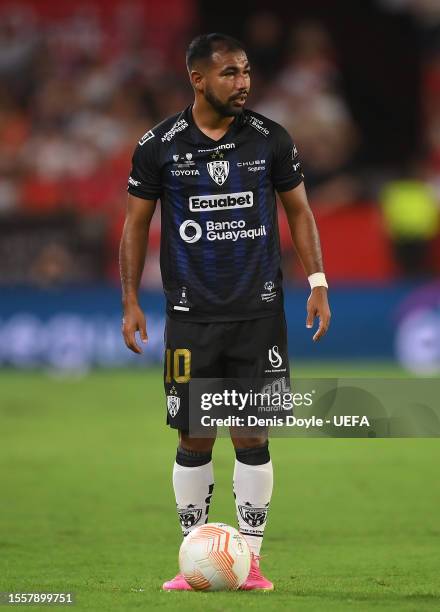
[0,0,439,373]
[1,1,439,610]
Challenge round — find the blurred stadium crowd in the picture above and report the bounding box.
[0,0,439,287]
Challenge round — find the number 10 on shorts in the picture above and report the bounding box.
[165,348,191,383]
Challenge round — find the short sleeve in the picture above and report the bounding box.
[272,127,304,192]
[127,133,162,200]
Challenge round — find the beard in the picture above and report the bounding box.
[205,85,244,117]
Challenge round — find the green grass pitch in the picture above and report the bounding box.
[1,365,439,611]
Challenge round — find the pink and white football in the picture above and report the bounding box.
[179,522,251,591]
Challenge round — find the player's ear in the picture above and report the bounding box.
[190,69,204,92]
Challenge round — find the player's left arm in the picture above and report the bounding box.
[278,183,331,342]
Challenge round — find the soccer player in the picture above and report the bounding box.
[120,33,331,591]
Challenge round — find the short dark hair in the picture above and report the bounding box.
[186,33,246,71]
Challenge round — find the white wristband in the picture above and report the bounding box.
[308,272,328,289]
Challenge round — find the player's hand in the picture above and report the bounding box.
[306,287,331,342]
[122,301,148,354]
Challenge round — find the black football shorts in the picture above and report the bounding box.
[163,313,290,431]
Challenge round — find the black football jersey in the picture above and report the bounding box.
[127,105,304,321]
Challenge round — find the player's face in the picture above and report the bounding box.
[203,50,250,117]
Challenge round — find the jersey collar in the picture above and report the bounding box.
[185,104,244,146]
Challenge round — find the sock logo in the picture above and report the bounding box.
[238,502,269,528]
[177,504,202,529]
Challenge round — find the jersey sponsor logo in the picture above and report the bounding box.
[247,115,270,136]
[206,219,266,242]
[128,176,141,187]
[237,159,266,173]
[207,159,229,185]
[138,130,154,145]
[171,169,200,176]
[237,159,265,167]
[161,118,189,142]
[179,218,266,243]
[197,143,235,153]
[189,191,253,212]
[179,219,202,243]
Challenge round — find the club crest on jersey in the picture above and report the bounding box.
[207,160,230,186]
[167,386,180,417]
[238,502,269,527]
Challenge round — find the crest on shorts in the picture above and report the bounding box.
[178,504,202,529]
[207,160,229,186]
[238,502,269,527]
[167,386,180,417]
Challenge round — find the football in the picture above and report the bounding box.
[179,523,251,591]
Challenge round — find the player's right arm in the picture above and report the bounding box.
[120,194,157,354]
[121,129,161,353]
